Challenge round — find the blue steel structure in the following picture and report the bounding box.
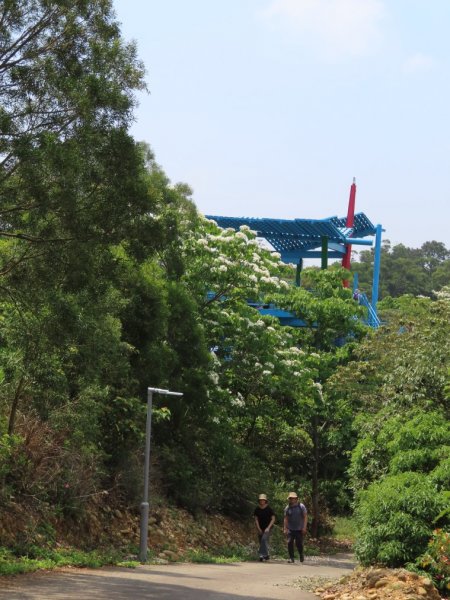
[206,213,374,262]
[206,212,383,327]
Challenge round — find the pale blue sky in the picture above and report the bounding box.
[113,0,450,249]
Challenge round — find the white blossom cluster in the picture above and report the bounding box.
[183,218,295,302]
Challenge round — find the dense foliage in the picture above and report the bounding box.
[351,240,450,299]
[413,529,450,594]
[0,1,448,582]
[327,291,450,568]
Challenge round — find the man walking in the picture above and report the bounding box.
[283,491,307,563]
[253,494,276,562]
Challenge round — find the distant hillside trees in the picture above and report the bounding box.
[351,240,450,298]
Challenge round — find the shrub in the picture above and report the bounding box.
[412,529,450,596]
[349,411,450,494]
[1,413,102,516]
[0,432,22,501]
[430,458,450,491]
[355,472,448,567]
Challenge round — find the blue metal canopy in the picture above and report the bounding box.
[205,213,377,263]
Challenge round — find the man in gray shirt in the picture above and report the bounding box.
[283,491,307,563]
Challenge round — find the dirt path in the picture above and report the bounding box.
[0,554,355,599]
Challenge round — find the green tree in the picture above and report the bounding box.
[265,267,370,534]
[355,472,448,567]
[0,0,148,273]
[352,240,450,299]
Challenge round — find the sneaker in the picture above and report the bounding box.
[299,554,304,563]
[287,558,294,563]
[263,556,270,561]
[259,557,264,562]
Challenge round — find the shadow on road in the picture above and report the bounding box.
[1,570,305,600]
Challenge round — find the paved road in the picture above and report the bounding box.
[0,554,355,600]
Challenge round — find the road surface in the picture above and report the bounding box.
[0,553,355,599]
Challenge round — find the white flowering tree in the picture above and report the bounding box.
[180,218,320,486]
[159,212,369,521]
[182,218,292,308]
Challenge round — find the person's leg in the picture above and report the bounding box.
[294,531,304,561]
[287,532,295,562]
[258,532,264,560]
[261,530,270,559]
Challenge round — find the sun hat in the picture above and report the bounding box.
[287,491,298,499]
[258,494,268,501]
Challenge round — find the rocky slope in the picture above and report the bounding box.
[313,567,442,600]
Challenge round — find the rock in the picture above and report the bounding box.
[391,581,407,589]
[312,565,442,600]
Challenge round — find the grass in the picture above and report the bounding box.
[184,545,254,564]
[0,546,140,576]
[330,516,357,543]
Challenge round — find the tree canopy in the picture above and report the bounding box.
[0,0,449,577]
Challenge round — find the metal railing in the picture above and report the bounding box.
[358,292,381,328]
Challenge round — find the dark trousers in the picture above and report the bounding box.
[287,530,304,560]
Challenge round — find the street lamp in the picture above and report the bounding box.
[139,387,183,563]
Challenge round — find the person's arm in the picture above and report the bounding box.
[254,516,262,533]
[283,513,289,534]
[302,508,308,534]
[266,513,276,532]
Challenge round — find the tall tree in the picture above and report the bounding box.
[0,0,148,274]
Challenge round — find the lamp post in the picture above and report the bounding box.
[139,386,183,562]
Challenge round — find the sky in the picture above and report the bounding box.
[112,0,450,250]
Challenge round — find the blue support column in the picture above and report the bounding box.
[371,224,382,324]
[353,272,359,294]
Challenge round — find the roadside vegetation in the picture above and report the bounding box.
[0,0,449,596]
[0,547,139,577]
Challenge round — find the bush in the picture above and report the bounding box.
[354,472,448,567]
[0,413,102,516]
[412,529,450,596]
[349,411,450,495]
[430,457,450,491]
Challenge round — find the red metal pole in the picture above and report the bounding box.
[342,178,356,287]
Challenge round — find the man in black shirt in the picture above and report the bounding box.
[253,494,276,561]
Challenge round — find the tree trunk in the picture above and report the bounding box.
[8,376,25,435]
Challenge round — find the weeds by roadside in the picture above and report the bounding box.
[0,546,139,576]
